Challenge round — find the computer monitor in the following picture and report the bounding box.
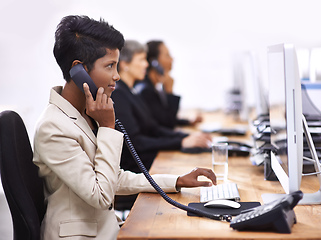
[233,52,269,122]
[263,43,321,204]
[248,52,269,119]
[301,82,321,118]
[267,43,303,194]
[309,48,321,82]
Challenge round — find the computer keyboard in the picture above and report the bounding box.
[200,182,240,203]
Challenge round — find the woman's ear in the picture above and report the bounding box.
[118,61,128,73]
[71,60,86,70]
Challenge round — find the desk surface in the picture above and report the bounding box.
[117,111,321,240]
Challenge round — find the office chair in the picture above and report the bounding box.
[0,110,46,240]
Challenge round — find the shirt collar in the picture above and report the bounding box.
[49,86,97,144]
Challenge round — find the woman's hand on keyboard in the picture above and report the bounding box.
[176,167,216,189]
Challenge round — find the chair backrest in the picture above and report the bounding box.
[0,110,46,240]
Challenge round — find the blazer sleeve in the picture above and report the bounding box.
[116,171,179,195]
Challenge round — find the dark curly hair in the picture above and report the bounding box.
[53,15,125,81]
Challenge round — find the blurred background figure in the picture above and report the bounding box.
[135,40,203,129]
[112,40,212,216]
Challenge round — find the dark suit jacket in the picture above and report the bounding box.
[135,77,190,129]
[112,80,187,173]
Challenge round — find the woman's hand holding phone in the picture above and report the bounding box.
[162,73,174,93]
[83,83,115,129]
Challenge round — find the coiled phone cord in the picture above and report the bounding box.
[115,119,232,222]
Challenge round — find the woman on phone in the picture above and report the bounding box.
[135,40,203,129]
[33,16,216,240]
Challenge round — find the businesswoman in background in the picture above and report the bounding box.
[33,16,216,240]
[135,40,202,129]
[112,40,212,211]
[113,40,212,172]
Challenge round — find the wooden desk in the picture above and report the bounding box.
[117,112,321,240]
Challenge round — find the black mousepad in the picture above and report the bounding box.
[187,202,261,217]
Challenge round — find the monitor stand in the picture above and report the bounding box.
[262,115,321,204]
[299,115,321,204]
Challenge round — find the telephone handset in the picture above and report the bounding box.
[230,190,303,233]
[70,63,231,222]
[151,59,164,75]
[69,63,98,100]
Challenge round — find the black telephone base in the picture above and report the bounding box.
[231,191,302,233]
[230,208,296,233]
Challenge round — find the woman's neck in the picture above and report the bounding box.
[61,81,86,114]
[61,82,97,130]
[119,71,136,88]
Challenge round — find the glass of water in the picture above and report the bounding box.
[212,142,228,182]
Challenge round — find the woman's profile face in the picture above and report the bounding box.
[88,48,120,98]
[157,43,173,72]
[127,52,149,81]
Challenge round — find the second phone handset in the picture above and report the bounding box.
[151,59,164,75]
[69,63,98,100]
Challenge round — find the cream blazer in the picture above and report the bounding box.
[33,86,179,240]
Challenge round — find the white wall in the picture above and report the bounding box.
[1,0,321,140]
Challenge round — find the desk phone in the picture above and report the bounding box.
[230,190,303,233]
[181,141,252,156]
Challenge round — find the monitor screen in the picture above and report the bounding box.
[301,82,321,118]
[267,43,303,196]
[249,52,269,118]
[234,52,269,121]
